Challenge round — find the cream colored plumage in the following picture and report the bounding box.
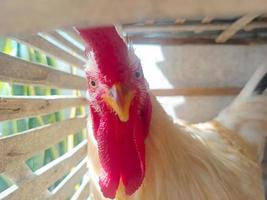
[88,66,267,200]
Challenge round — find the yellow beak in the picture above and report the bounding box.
[102,83,135,122]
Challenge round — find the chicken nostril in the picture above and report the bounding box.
[109,86,117,98]
[109,90,114,98]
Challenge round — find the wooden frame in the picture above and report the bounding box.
[1,0,267,36]
[0,3,267,199]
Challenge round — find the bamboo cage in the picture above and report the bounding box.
[0,1,267,199]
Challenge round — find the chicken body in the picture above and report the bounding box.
[88,96,265,200]
[88,67,267,200]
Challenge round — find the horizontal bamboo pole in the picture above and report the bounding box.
[123,22,267,34]
[0,116,87,173]
[71,174,90,200]
[0,96,87,121]
[15,35,85,68]
[3,141,87,200]
[0,52,87,90]
[1,0,267,35]
[151,87,242,96]
[49,159,88,200]
[130,36,267,45]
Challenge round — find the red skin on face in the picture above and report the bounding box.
[79,26,152,198]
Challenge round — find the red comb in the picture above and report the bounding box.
[77,26,129,83]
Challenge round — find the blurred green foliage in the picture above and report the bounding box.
[0,38,87,193]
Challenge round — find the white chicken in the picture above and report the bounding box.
[78,26,267,200]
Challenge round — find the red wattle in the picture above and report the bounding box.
[94,103,147,198]
[121,113,145,195]
[96,114,121,199]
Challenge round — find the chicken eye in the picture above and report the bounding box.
[89,80,97,87]
[134,70,142,79]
